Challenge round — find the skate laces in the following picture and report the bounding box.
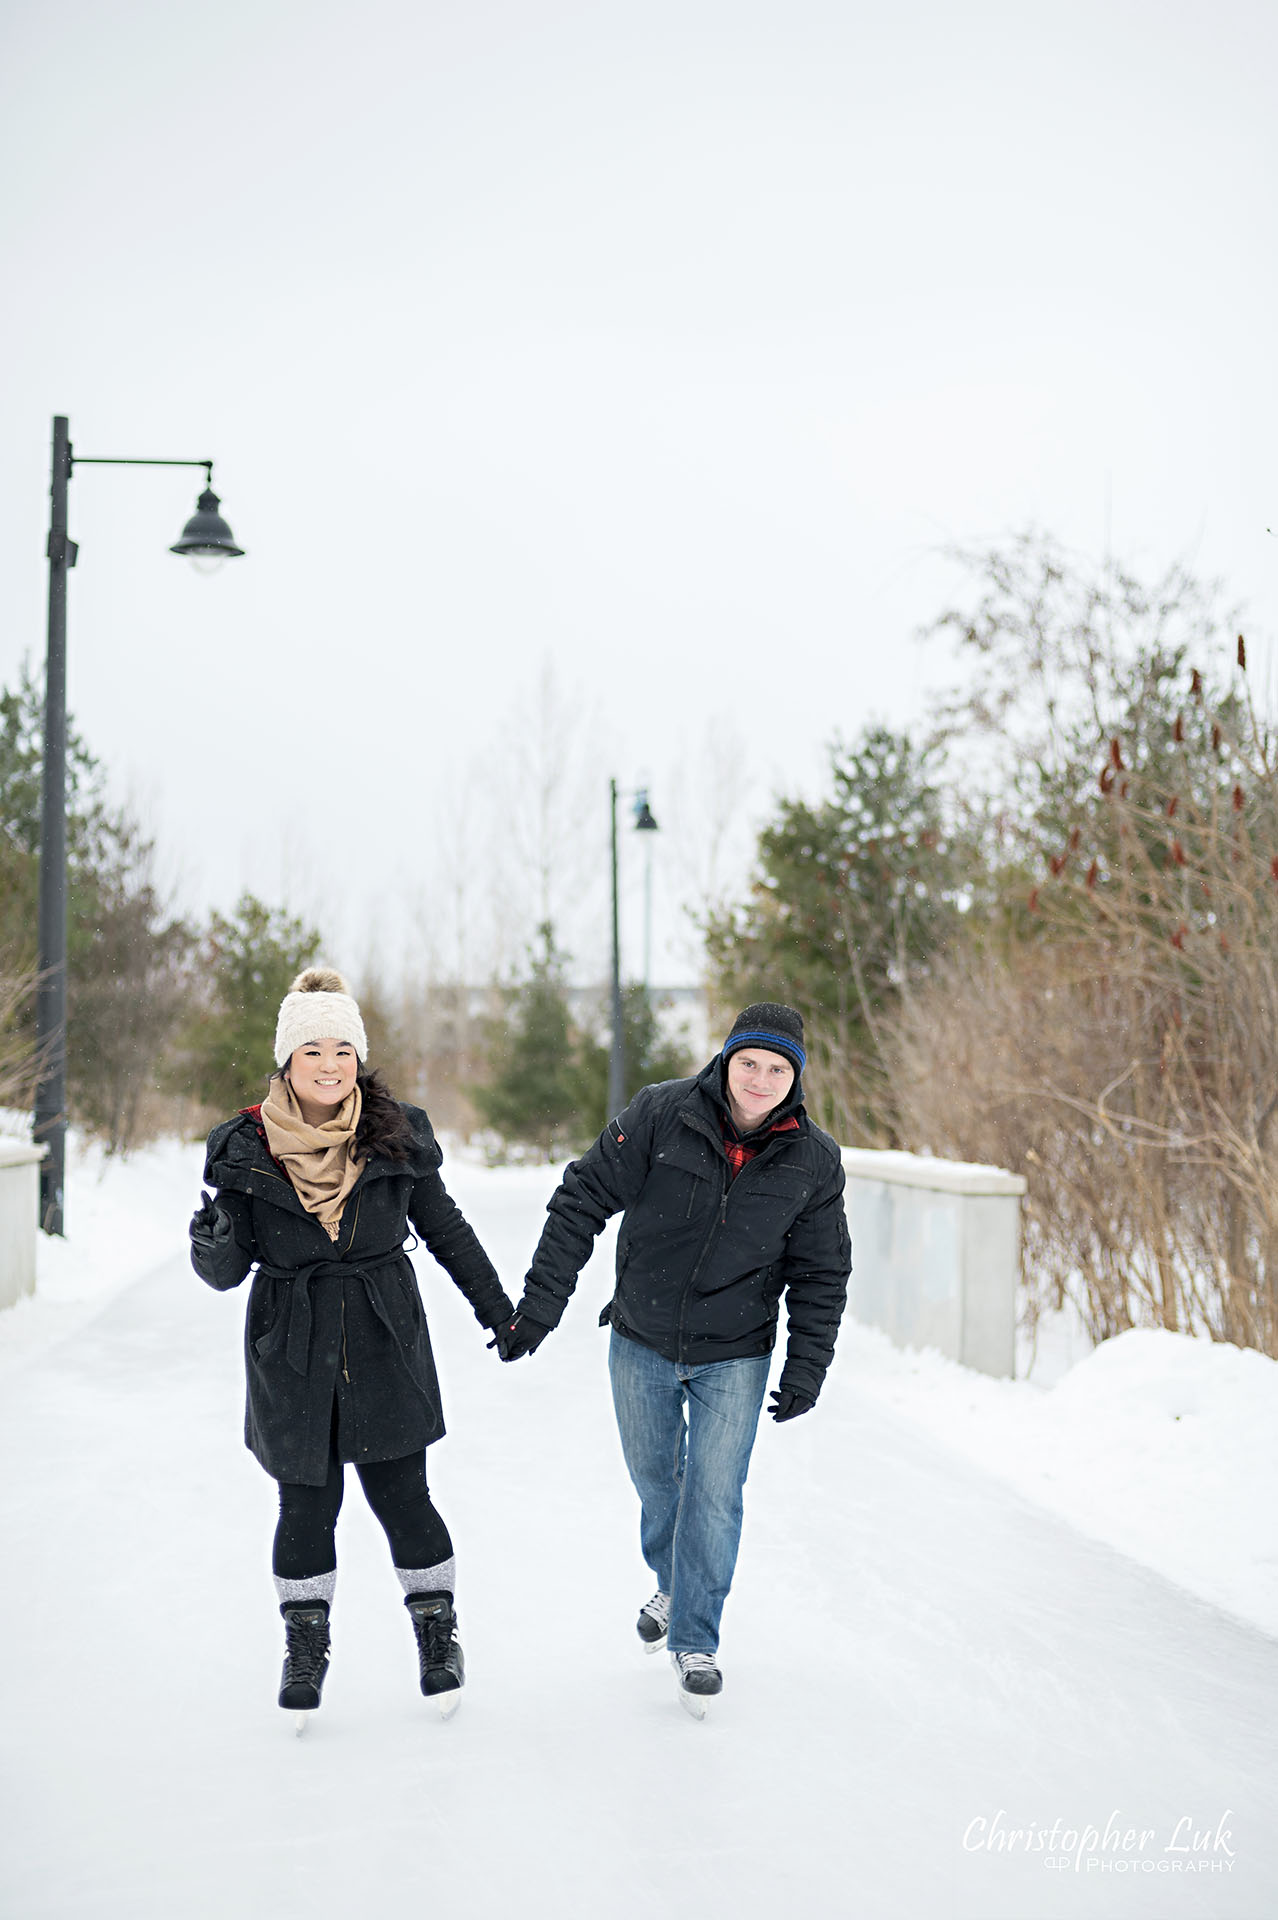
[283,1610,330,1685]
[641,1592,671,1629]
[409,1601,457,1666]
[675,1651,718,1676]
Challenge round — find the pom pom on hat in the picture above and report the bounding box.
[291,967,349,995]
[274,967,368,1066]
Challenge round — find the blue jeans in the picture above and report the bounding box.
[608,1329,771,1655]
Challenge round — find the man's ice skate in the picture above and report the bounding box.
[278,1603,330,1734]
[405,1592,465,1719]
[636,1591,671,1653]
[671,1649,722,1718]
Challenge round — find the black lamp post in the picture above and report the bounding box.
[34,415,244,1235]
[608,780,659,1119]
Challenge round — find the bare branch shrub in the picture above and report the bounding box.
[892,638,1278,1356]
[0,965,41,1114]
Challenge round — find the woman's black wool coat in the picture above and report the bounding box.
[192,1104,512,1486]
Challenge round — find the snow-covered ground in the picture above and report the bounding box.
[2,1131,1276,1919]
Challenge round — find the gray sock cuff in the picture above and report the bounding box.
[275,1571,336,1607]
[395,1556,456,1598]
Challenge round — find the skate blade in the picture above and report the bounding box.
[292,1712,311,1738]
[677,1687,709,1721]
[433,1688,463,1722]
[643,1636,668,1655]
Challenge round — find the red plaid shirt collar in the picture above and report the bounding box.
[721,1110,800,1180]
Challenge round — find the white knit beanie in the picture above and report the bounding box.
[274,968,368,1067]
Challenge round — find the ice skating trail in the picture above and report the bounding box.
[0,1152,1275,1920]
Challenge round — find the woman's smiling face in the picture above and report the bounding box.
[286,1039,358,1121]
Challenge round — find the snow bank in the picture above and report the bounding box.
[846,1318,1278,1637]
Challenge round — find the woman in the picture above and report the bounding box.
[189,967,515,1723]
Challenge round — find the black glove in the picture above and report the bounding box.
[769,1386,816,1423]
[487,1310,553,1362]
[189,1189,233,1252]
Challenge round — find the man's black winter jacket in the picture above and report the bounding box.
[521,1059,851,1400]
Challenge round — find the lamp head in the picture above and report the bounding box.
[633,790,659,832]
[170,486,244,572]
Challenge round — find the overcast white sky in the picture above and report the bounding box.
[2,0,1275,989]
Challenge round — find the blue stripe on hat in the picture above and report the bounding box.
[722,1029,806,1071]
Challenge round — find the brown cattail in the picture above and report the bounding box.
[1233,785,1244,811]
[1099,766,1115,793]
[1171,840,1186,865]
[1120,779,1129,799]
[1110,738,1124,769]
[1271,856,1278,882]
[1166,795,1179,817]
[1028,888,1040,913]
[1173,714,1184,743]
[1191,669,1203,698]
[1212,723,1222,751]
[1171,924,1187,950]
[1086,860,1099,889]
[1220,932,1230,954]
[1069,826,1081,850]
[1238,634,1247,670]
[1049,853,1066,876]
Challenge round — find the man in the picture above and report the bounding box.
[495,1002,851,1714]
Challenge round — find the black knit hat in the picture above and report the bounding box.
[721,1002,806,1074]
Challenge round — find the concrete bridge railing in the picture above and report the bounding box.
[840,1149,1027,1378]
[0,1139,46,1311]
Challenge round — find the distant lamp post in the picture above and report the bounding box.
[34,415,245,1235]
[608,780,660,1118]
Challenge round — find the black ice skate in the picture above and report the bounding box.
[405,1592,465,1719]
[279,1603,330,1732]
[636,1591,671,1652]
[671,1649,722,1719]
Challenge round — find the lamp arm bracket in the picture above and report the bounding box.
[72,456,215,481]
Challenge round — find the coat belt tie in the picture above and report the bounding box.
[255,1251,407,1375]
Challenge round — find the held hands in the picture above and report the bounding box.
[487,1309,553,1362]
[769,1386,816,1424]
[189,1189,232,1251]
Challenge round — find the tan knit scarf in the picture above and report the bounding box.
[260,1074,365,1241]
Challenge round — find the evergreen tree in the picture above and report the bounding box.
[177,894,321,1116]
[474,925,586,1160]
[0,663,198,1149]
[705,724,965,1141]
[574,985,694,1134]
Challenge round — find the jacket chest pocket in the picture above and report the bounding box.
[649,1140,717,1222]
[731,1171,811,1244]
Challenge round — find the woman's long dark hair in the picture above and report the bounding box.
[354,1065,418,1163]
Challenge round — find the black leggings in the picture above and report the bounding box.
[273,1431,454,1580]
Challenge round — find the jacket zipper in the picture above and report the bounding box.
[340,1294,351,1382]
[672,1114,794,1362]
